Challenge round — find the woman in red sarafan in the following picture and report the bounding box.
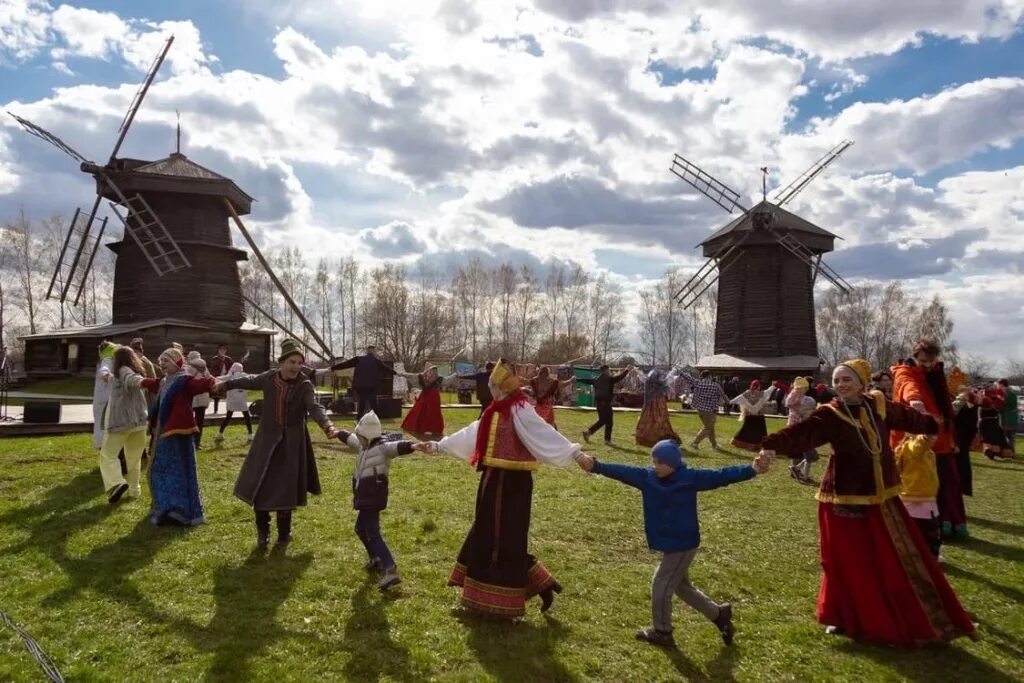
[520,366,573,428]
[401,365,446,438]
[760,359,976,648]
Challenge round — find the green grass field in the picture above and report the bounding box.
[0,409,1021,682]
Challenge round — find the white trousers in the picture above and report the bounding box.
[99,426,147,496]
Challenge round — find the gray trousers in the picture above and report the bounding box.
[693,411,718,447]
[652,549,720,632]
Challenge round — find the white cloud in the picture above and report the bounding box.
[0,0,51,64]
[2,1,1023,365]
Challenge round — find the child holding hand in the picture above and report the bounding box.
[336,410,431,591]
[576,440,768,648]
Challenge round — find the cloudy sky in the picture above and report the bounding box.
[1,0,1022,362]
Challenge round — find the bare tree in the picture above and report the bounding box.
[543,263,565,343]
[1003,358,1024,385]
[960,354,992,382]
[637,269,690,366]
[315,258,334,354]
[513,264,539,361]
[6,209,42,334]
[915,295,958,364]
[495,264,517,358]
[561,262,589,342]
[362,264,452,367]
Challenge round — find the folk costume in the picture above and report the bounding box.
[635,368,681,447]
[401,367,445,436]
[222,339,334,547]
[784,378,819,482]
[891,359,966,538]
[524,368,569,428]
[951,389,979,496]
[730,381,769,451]
[435,361,581,619]
[141,349,215,526]
[762,360,976,648]
[338,411,417,591]
[978,386,1012,460]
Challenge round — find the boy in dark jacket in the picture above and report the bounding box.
[576,440,767,647]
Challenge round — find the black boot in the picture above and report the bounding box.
[539,582,562,613]
[255,511,271,549]
[276,510,293,546]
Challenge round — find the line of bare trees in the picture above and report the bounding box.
[3,209,1021,383]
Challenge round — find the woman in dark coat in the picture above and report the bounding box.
[218,339,337,548]
[951,385,979,496]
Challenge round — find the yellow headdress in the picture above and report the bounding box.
[488,360,520,395]
[837,358,871,388]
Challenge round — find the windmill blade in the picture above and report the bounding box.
[70,216,108,306]
[7,112,88,163]
[224,198,334,359]
[773,139,854,207]
[108,34,175,161]
[768,229,852,294]
[670,154,750,214]
[674,235,748,309]
[241,293,331,363]
[100,171,191,276]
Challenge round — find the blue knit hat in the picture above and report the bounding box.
[651,440,684,470]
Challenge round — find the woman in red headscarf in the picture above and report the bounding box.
[760,359,976,648]
[729,380,770,451]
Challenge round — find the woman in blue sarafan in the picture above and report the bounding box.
[141,348,216,526]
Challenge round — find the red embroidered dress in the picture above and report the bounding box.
[438,390,581,618]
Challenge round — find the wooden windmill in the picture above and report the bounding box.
[10,36,334,375]
[671,142,854,379]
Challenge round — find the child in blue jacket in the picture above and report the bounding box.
[576,439,767,647]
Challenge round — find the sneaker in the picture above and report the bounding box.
[378,567,401,591]
[936,553,945,564]
[107,483,129,505]
[195,444,204,451]
[635,627,675,648]
[364,557,382,573]
[714,603,734,645]
[581,430,591,444]
[688,440,699,450]
[825,625,845,636]
[941,521,953,538]
[604,439,612,446]
[953,525,969,540]
[257,532,270,550]
[246,433,255,443]
[214,433,224,445]
[789,465,801,480]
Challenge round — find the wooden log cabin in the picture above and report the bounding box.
[20,152,275,377]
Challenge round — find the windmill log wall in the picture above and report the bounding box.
[108,195,246,326]
[713,245,817,357]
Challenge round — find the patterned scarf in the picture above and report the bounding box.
[470,388,528,468]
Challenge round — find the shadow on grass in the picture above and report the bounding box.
[966,516,1024,536]
[341,582,414,682]
[455,611,574,682]
[198,548,314,682]
[959,537,1024,564]
[656,643,737,682]
[942,564,1024,606]
[837,639,1018,683]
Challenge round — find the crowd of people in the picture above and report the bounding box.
[83,334,1017,652]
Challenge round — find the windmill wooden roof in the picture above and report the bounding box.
[699,200,839,256]
[89,152,254,214]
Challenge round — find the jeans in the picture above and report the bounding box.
[651,549,721,632]
[355,508,395,570]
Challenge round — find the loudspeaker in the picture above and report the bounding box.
[23,400,62,424]
[376,397,403,420]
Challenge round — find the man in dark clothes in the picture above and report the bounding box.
[579,364,633,445]
[332,345,395,418]
[458,361,495,415]
[209,345,233,414]
[722,376,740,415]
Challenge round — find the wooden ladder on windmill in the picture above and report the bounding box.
[108,192,191,276]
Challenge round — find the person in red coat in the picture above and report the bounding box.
[401,365,445,438]
[890,339,965,539]
[760,359,976,648]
